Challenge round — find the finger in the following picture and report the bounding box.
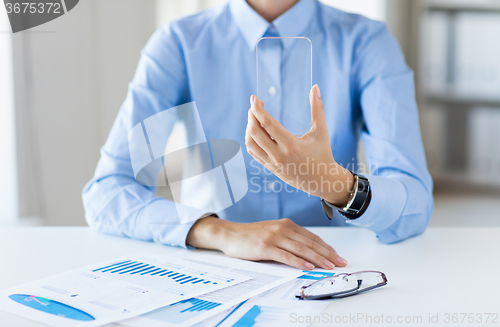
[252,155,268,168]
[309,84,328,134]
[267,246,315,270]
[285,221,347,267]
[289,223,335,253]
[282,218,335,253]
[277,237,334,270]
[245,134,269,162]
[245,141,270,170]
[250,95,293,145]
[285,231,337,269]
[247,108,277,153]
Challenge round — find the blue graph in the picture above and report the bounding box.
[9,294,95,321]
[143,298,222,324]
[232,304,296,327]
[92,260,218,285]
[297,270,335,280]
[233,305,261,327]
[176,298,221,312]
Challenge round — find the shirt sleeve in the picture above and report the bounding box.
[82,24,209,248]
[346,21,434,243]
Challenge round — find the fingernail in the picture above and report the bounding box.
[315,85,321,99]
[305,262,315,270]
[250,95,255,104]
[324,259,335,269]
[338,257,348,266]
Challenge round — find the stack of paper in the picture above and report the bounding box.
[0,250,332,327]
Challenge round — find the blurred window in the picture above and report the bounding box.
[0,8,19,224]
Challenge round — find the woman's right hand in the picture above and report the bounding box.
[186,216,347,270]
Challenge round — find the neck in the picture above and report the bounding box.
[246,0,300,22]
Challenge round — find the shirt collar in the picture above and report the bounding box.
[229,0,317,50]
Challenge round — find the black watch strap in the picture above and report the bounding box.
[321,172,371,220]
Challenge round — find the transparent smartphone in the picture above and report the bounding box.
[257,37,312,137]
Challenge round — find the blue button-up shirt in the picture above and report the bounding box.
[82,0,433,247]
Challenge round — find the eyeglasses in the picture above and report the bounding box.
[296,271,387,300]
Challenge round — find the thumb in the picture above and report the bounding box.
[309,84,327,133]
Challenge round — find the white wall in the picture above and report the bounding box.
[0,6,18,225]
[13,0,156,226]
[156,0,387,27]
[157,0,202,26]
[320,0,386,21]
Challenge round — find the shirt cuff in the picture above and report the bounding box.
[345,174,407,237]
[140,199,215,248]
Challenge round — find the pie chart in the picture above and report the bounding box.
[8,294,94,321]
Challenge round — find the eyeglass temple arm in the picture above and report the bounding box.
[297,280,362,300]
[298,273,388,300]
[330,278,388,298]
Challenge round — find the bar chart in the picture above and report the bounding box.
[224,298,327,327]
[232,305,285,327]
[176,298,222,312]
[141,298,223,324]
[92,260,219,285]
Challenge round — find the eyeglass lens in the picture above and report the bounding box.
[301,272,384,298]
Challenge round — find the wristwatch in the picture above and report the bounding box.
[320,171,371,220]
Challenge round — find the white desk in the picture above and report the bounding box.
[1,227,499,327]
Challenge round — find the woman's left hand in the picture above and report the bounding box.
[245,84,354,207]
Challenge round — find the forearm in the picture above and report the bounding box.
[83,175,200,247]
[320,166,355,208]
[186,216,231,250]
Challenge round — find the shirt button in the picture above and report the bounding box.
[268,181,277,191]
[268,86,277,96]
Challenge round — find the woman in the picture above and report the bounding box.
[83,0,433,270]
